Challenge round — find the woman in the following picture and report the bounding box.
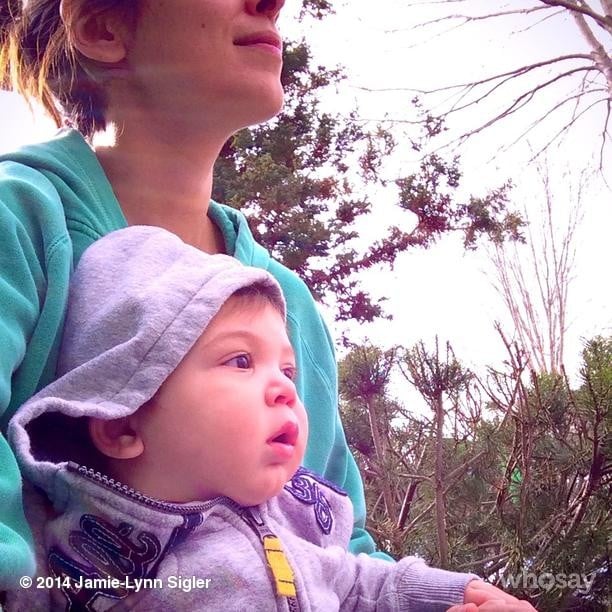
[0,0,380,590]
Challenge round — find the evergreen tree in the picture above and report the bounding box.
[339,336,611,611]
[213,2,523,322]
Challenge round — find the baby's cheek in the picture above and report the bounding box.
[298,406,309,445]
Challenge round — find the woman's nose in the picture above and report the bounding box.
[245,0,286,20]
[265,371,297,407]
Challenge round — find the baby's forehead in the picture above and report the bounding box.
[208,289,286,329]
[221,285,285,316]
[195,296,292,350]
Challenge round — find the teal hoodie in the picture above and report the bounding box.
[0,129,382,589]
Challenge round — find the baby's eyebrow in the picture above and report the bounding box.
[205,330,257,344]
[201,330,295,355]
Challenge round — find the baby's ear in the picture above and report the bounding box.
[89,417,144,460]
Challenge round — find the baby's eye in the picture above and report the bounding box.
[224,354,251,369]
[282,366,297,381]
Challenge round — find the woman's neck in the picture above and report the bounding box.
[95,121,227,254]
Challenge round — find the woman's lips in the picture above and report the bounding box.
[246,42,282,57]
[234,31,283,57]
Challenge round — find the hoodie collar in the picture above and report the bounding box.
[208,201,272,270]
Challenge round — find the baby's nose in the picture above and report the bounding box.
[265,371,297,407]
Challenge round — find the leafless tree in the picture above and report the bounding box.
[488,161,584,374]
[368,1,611,168]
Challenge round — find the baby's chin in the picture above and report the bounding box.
[230,474,298,507]
[231,487,283,508]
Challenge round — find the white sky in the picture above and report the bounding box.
[1,1,610,410]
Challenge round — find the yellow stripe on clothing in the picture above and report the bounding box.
[263,535,297,597]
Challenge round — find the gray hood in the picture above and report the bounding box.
[9,225,285,494]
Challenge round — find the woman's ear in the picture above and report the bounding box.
[60,0,129,64]
[89,416,144,460]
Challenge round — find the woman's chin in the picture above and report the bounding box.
[239,90,285,130]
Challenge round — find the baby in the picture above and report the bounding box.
[8,227,534,611]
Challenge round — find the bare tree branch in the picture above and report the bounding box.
[369,1,612,166]
[356,54,593,96]
[488,160,583,374]
[390,5,550,34]
[539,0,612,31]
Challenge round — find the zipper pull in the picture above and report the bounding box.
[263,535,297,598]
[241,508,297,598]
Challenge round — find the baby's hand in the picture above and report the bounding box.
[446,579,537,611]
[447,604,536,612]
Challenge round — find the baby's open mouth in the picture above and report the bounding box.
[268,422,298,447]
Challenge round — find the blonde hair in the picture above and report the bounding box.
[0,0,139,138]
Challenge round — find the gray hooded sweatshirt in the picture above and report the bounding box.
[8,227,476,611]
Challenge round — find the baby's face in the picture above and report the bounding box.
[131,298,308,506]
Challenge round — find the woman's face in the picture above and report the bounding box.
[123,0,286,134]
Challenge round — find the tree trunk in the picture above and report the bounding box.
[434,392,450,567]
[366,397,396,523]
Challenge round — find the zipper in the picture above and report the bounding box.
[69,464,300,610]
[241,506,276,538]
[67,462,230,515]
[241,507,301,612]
